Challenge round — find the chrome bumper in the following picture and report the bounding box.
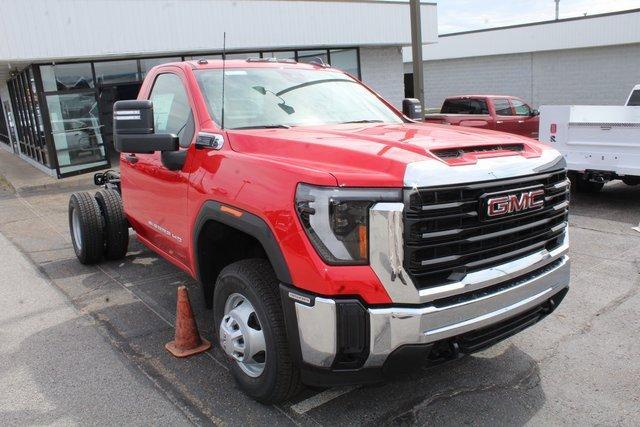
[364,254,569,367]
[292,254,569,368]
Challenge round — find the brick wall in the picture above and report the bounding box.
[360,46,405,108]
[421,43,640,109]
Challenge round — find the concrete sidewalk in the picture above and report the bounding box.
[0,232,189,425]
[0,148,114,196]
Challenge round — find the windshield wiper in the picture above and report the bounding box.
[339,120,384,124]
[233,124,291,129]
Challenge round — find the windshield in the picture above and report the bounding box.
[195,68,403,129]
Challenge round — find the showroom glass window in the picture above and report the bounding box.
[45,92,107,174]
[149,74,194,147]
[41,63,94,91]
[94,60,140,85]
[494,99,513,115]
[297,50,329,65]
[40,63,108,175]
[511,99,532,116]
[141,57,182,78]
[329,49,359,78]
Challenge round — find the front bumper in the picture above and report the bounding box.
[280,254,569,386]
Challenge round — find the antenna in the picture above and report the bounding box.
[221,32,227,129]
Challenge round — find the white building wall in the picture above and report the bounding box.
[407,10,640,62]
[422,43,640,109]
[531,44,640,106]
[422,53,532,108]
[360,46,405,108]
[0,0,437,60]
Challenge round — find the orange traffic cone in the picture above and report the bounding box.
[165,286,211,357]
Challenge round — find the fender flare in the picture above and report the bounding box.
[192,200,292,285]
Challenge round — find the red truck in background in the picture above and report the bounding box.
[424,95,540,139]
[67,59,569,403]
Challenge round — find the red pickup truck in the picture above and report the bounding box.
[425,95,540,139]
[67,60,569,403]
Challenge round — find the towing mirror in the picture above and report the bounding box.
[531,109,540,117]
[113,100,178,153]
[402,98,423,120]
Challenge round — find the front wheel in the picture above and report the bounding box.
[213,259,301,403]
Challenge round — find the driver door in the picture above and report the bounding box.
[120,70,196,267]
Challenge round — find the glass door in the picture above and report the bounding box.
[45,91,107,175]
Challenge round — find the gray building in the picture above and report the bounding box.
[0,0,437,178]
[404,9,640,110]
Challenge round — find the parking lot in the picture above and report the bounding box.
[0,174,639,425]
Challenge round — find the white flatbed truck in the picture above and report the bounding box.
[539,87,640,192]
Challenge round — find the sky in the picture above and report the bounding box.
[436,0,640,33]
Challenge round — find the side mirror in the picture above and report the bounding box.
[402,98,423,120]
[113,100,178,153]
[531,109,540,117]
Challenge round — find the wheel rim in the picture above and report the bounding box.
[219,293,266,377]
[71,207,82,251]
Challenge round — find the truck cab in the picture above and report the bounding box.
[68,59,570,403]
[425,95,540,139]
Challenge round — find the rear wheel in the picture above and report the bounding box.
[570,172,604,193]
[213,259,301,403]
[69,192,104,265]
[576,179,604,193]
[95,189,129,260]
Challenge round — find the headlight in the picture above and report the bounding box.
[295,184,402,265]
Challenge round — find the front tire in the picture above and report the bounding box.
[69,192,104,265]
[213,259,301,403]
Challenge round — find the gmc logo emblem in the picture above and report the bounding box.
[485,189,545,218]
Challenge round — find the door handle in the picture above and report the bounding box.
[125,154,138,164]
[518,120,525,123]
[496,120,503,124]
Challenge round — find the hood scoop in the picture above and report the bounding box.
[432,143,525,159]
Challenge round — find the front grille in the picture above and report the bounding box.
[403,170,568,290]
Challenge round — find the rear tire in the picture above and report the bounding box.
[95,189,129,260]
[69,192,104,265]
[570,173,604,193]
[576,179,604,193]
[213,259,301,404]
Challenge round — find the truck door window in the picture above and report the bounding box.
[493,99,513,116]
[511,99,532,116]
[149,73,194,148]
[441,99,487,114]
[627,90,640,106]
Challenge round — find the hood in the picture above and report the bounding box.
[226,123,546,187]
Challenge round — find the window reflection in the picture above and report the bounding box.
[46,92,107,173]
[94,60,140,85]
[330,49,359,77]
[262,51,295,60]
[297,50,328,64]
[140,57,181,77]
[41,63,94,91]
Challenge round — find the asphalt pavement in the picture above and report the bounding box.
[0,158,639,426]
[0,232,189,425]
